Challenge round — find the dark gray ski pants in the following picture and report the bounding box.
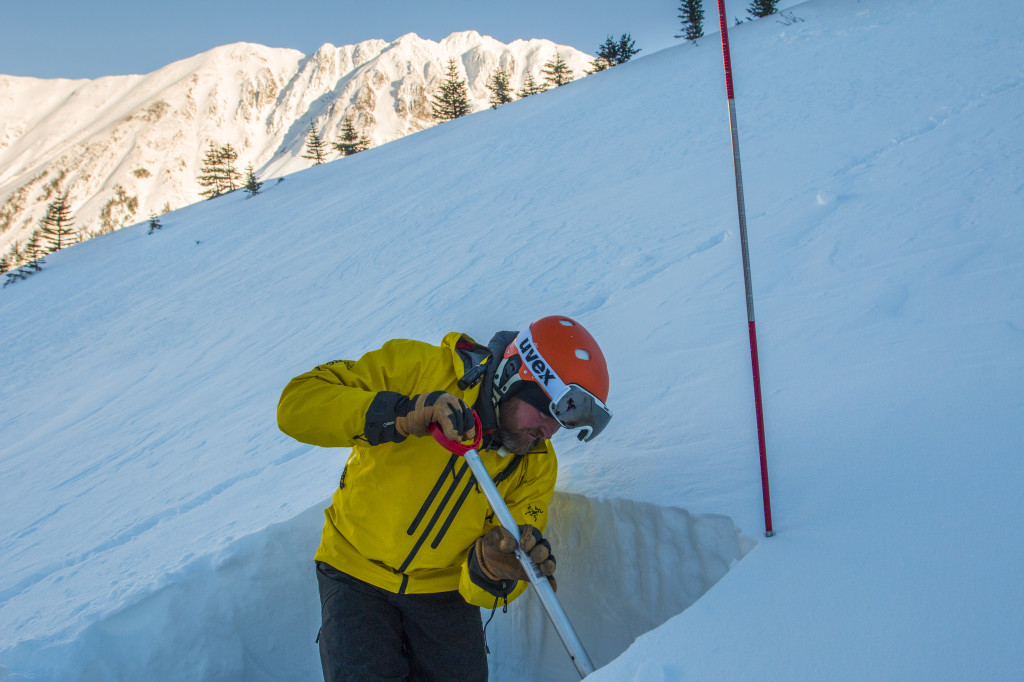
[315,561,488,681]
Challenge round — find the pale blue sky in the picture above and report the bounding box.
[0,0,776,79]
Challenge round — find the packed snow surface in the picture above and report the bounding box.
[1,0,1022,679]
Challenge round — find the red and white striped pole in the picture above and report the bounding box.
[716,0,775,537]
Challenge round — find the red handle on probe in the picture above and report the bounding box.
[427,411,483,455]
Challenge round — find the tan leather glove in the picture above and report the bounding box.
[475,524,557,591]
[394,391,476,442]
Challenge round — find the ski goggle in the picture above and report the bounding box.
[510,330,613,442]
[549,384,613,442]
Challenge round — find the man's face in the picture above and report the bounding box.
[496,396,561,455]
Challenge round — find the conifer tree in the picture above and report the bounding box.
[198,143,223,198]
[676,0,706,43]
[486,69,515,108]
[590,33,641,72]
[748,0,778,18]
[541,52,574,87]
[198,143,241,198]
[598,34,638,64]
[615,34,641,63]
[5,229,47,286]
[589,37,617,74]
[25,229,45,264]
[39,191,75,253]
[198,144,223,198]
[333,115,371,156]
[597,36,620,64]
[303,122,328,165]
[243,164,263,196]
[586,57,613,75]
[219,144,241,191]
[517,73,547,98]
[432,59,471,121]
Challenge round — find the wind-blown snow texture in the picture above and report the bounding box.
[2,0,1023,679]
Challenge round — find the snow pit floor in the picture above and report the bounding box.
[1,494,752,681]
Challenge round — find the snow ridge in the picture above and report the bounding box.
[0,34,591,257]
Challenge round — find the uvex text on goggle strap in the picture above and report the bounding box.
[511,329,612,442]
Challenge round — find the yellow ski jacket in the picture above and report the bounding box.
[277,331,558,607]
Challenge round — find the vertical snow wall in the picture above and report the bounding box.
[485,493,754,681]
[1,494,752,681]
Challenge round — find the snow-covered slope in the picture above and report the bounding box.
[1,0,1022,679]
[0,33,591,259]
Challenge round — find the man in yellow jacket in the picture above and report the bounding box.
[277,315,611,681]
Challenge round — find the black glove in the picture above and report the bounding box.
[469,525,557,596]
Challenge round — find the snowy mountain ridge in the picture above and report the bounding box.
[0,32,591,259]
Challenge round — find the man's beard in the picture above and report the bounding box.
[495,404,540,456]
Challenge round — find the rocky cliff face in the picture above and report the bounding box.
[0,32,591,259]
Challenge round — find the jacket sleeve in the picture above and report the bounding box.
[277,339,441,448]
[458,443,559,608]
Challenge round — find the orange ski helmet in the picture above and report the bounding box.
[493,315,611,441]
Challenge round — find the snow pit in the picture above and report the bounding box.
[485,493,755,681]
[1,495,751,681]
